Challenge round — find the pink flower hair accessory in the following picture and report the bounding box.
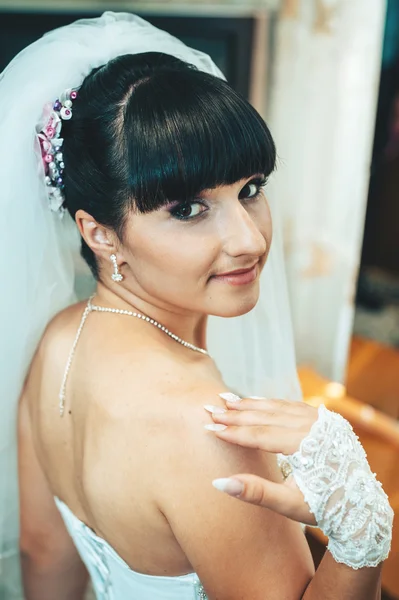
[37,88,78,217]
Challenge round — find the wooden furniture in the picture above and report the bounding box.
[346,336,399,419]
[298,364,399,599]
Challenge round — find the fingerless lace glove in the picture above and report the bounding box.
[281,405,393,569]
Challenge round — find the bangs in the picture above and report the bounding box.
[122,68,276,212]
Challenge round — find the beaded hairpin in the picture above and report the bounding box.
[37,88,78,217]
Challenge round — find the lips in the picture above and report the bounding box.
[211,262,259,286]
[215,263,259,277]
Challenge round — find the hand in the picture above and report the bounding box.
[206,395,319,525]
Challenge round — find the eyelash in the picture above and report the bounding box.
[170,177,267,222]
[239,177,267,203]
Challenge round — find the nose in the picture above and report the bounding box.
[221,201,267,259]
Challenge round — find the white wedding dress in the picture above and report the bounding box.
[55,497,207,600]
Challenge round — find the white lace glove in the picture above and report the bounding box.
[282,405,394,569]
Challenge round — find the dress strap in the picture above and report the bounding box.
[58,296,94,417]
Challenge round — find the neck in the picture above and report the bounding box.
[94,282,208,352]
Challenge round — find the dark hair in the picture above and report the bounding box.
[62,52,276,279]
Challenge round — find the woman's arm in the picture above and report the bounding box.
[18,386,89,600]
[213,472,382,600]
[145,379,315,600]
[302,554,381,600]
[208,396,392,600]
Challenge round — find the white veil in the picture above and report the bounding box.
[0,12,300,598]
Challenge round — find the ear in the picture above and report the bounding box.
[75,210,122,263]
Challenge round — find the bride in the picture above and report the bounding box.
[0,12,392,600]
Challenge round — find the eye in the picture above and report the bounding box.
[239,177,267,201]
[170,201,207,221]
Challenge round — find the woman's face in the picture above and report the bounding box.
[120,175,272,318]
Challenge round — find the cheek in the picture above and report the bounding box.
[250,198,272,243]
[266,212,273,247]
[260,198,273,243]
[126,227,218,283]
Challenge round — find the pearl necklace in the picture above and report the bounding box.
[59,295,208,416]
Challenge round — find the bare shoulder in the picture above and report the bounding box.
[120,368,314,599]
[25,301,86,388]
[149,364,278,489]
[38,301,88,352]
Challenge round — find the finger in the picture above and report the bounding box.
[212,474,316,525]
[205,424,303,455]
[208,408,295,429]
[219,394,301,414]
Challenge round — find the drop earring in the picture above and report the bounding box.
[110,254,123,282]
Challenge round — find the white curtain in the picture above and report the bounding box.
[267,0,386,380]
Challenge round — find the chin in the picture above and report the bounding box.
[210,287,260,318]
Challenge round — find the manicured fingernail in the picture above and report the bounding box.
[219,392,241,403]
[248,395,266,399]
[212,478,244,496]
[204,404,226,414]
[204,424,227,431]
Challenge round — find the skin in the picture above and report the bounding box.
[79,174,271,337]
[207,398,383,600]
[18,176,383,599]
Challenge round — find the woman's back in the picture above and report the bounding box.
[23,294,313,599]
[28,298,220,575]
